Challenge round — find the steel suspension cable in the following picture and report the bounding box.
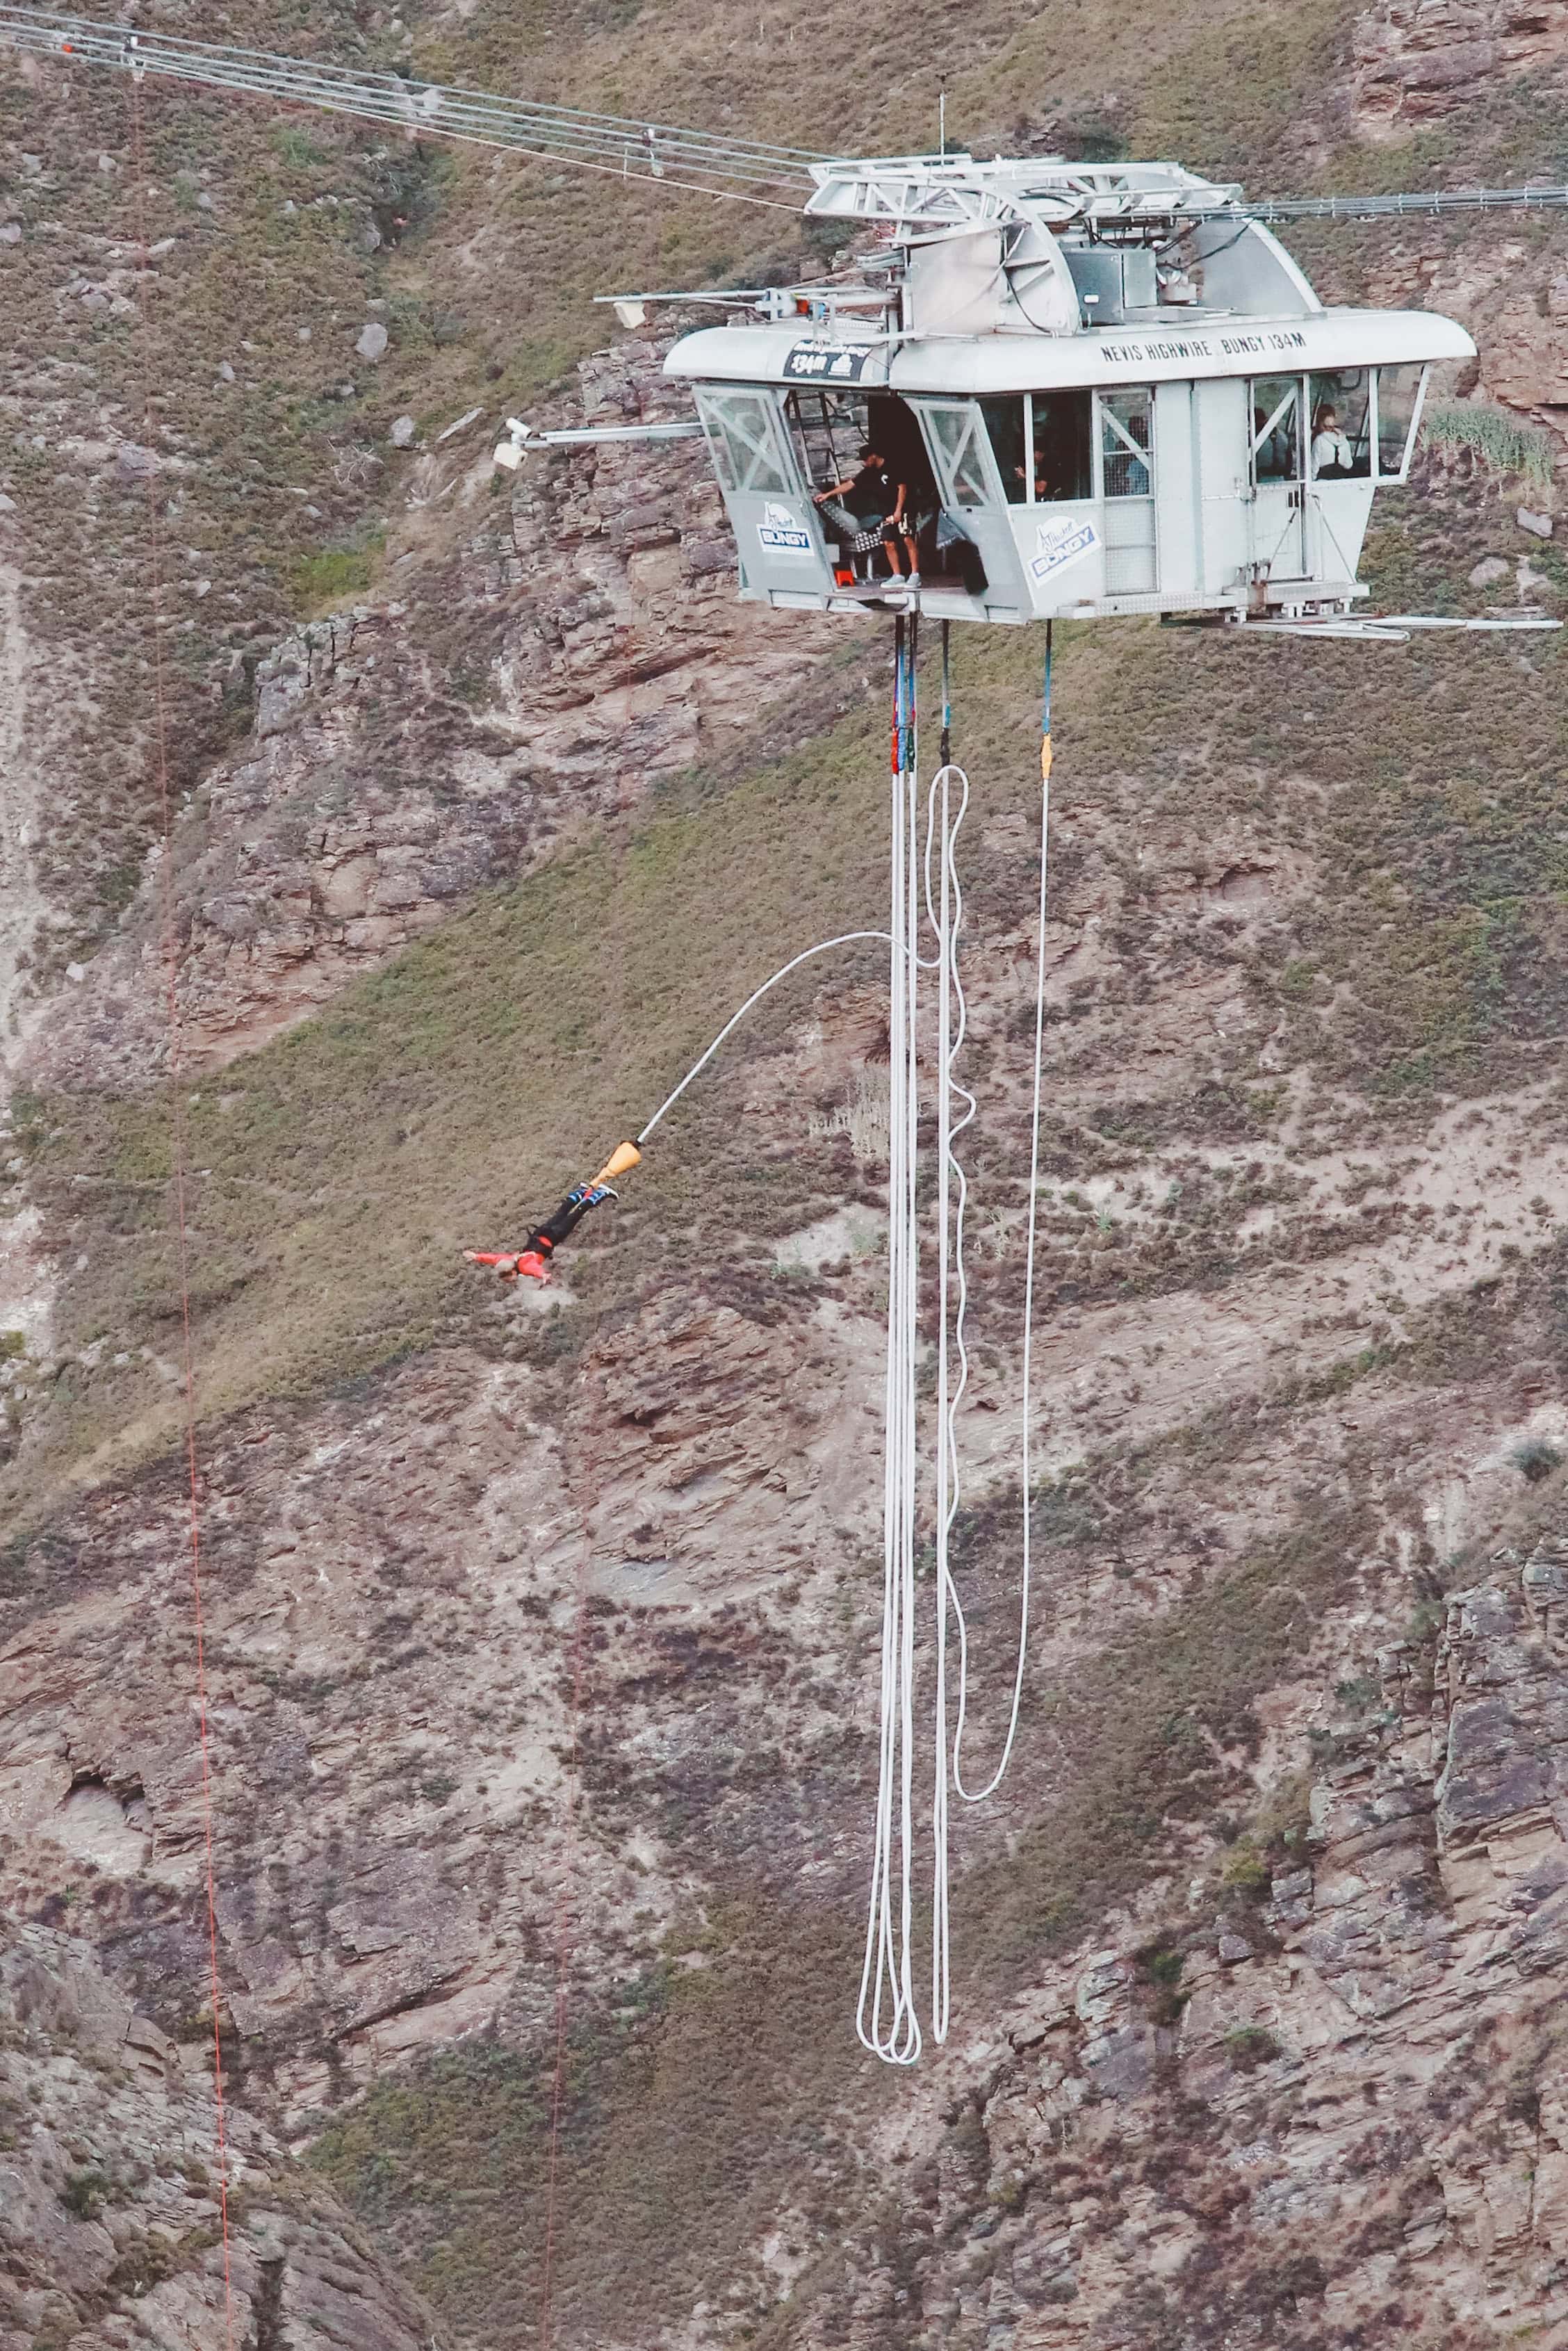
[0,4,824,206]
[128,69,236,2350]
[944,622,1053,1807]
[1241,184,1568,221]
[13,15,1568,221]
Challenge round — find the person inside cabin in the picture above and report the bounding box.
[814,445,921,587]
[1309,403,1355,480]
[1253,404,1296,482]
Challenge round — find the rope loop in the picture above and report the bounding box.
[857,610,924,2065]
[928,624,1053,2042]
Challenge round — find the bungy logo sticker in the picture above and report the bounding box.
[1030,514,1099,582]
[782,342,874,383]
[758,501,814,560]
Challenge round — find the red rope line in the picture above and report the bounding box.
[128,71,236,2348]
[538,1417,595,2350]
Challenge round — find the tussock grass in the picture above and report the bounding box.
[1425,402,1558,490]
[0,29,498,958]
[309,1898,869,2347]
[291,537,385,615]
[400,0,1363,405]
[11,619,1081,1511]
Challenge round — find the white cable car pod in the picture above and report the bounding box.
[660,158,1475,626]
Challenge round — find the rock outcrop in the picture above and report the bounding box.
[28,337,835,1087]
[1348,0,1568,136]
[0,1916,435,2351]
[797,1546,1568,2348]
[0,1326,881,2122]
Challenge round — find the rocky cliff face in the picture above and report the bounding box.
[27,336,833,1087]
[1349,0,1568,136]
[0,1316,881,2119]
[0,1916,436,2351]
[798,1547,1568,2349]
[13,6,1568,2349]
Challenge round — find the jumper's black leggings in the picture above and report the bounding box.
[526,1186,598,1258]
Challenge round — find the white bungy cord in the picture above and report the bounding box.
[926,747,1051,2048]
[857,701,924,2065]
[634,695,1051,2068]
[856,643,1050,2062]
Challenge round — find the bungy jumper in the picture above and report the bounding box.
[464,1142,643,1285]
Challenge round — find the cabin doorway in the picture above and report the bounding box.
[912,397,1027,603]
[1250,375,1305,578]
[786,389,986,593]
[1099,389,1156,592]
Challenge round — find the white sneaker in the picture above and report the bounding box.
[906,571,922,590]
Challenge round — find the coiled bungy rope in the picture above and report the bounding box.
[856,612,924,2063]
[630,619,1056,2064]
[928,621,1053,2043]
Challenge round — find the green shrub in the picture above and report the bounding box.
[1510,1435,1563,1485]
[1219,1844,1271,1901]
[1135,1939,1190,2023]
[271,126,327,168]
[291,546,379,617]
[1225,2024,1281,2070]
[60,2167,110,2219]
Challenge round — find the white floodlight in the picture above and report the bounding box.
[492,417,532,470]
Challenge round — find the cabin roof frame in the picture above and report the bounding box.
[663,308,1476,398]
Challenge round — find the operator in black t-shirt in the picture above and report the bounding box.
[813,443,920,588]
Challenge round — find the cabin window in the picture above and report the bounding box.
[695,387,792,496]
[980,398,1029,503]
[1032,392,1093,502]
[927,405,993,508]
[1250,378,1301,482]
[977,394,1094,502]
[1374,364,1427,480]
[1308,371,1371,478]
[786,387,868,495]
[1099,389,1153,498]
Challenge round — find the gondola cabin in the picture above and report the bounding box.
[653,158,1473,626]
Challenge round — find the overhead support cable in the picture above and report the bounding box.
[8,17,1568,223]
[1241,184,1568,221]
[0,3,826,206]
